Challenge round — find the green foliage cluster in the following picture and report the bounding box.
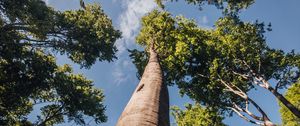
[280,81,300,126]
[171,104,226,126]
[155,0,254,13]
[132,10,300,122]
[174,16,299,111]
[128,49,149,79]
[0,0,120,125]
[58,4,121,67]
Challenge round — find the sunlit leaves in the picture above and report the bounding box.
[171,104,226,126]
[279,82,300,126]
[58,4,121,68]
[136,10,175,50]
[132,10,300,120]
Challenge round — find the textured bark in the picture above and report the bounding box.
[116,47,170,126]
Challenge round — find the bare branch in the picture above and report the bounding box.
[229,107,264,126]
[219,79,271,123]
[197,73,209,78]
[247,98,271,122]
[219,79,246,99]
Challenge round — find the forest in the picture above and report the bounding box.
[0,0,299,126]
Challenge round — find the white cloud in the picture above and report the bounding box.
[116,0,157,53]
[198,15,212,29]
[200,16,208,25]
[112,67,129,86]
[112,55,137,86]
[112,0,157,85]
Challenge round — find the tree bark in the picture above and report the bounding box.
[116,46,169,126]
[267,86,300,118]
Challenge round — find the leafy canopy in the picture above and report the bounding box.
[0,0,120,125]
[155,0,254,14]
[171,104,226,126]
[132,10,299,121]
[279,81,300,126]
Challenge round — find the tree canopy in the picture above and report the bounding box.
[155,0,254,14]
[0,0,120,125]
[131,9,300,125]
[280,81,300,126]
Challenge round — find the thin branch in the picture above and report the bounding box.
[232,71,250,79]
[219,79,246,99]
[219,78,271,123]
[32,101,48,106]
[253,76,267,88]
[247,98,271,122]
[21,37,54,43]
[37,105,64,126]
[229,107,264,126]
[274,80,281,92]
[258,58,261,74]
[243,99,264,121]
[197,73,209,78]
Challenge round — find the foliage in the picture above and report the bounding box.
[171,104,226,126]
[136,10,176,50]
[57,4,121,68]
[0,0,120,125]
[0,0,121,68]
[155,0,254,13]
[132,9,300,124]
[279,81,300,126]
[128,49,148,79]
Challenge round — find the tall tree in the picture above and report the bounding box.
[124,0,300,125]
[0,0,121,125]
[116,10,173,126]
[279,81,300,126]
[129,13,299,125]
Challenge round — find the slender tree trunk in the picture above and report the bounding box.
[116,46,169,126]
[267,86,300,118]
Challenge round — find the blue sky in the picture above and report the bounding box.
[42,0,300,125]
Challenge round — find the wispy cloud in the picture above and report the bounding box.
[200,16,208,25]
[112,0,157,85]
[112,59,135,86]
[116,0,157,53]
[198,15,212,29]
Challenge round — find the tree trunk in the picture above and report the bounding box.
[267,86,300,118]
[116,47,170,126]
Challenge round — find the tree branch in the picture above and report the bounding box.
[229,107,264,126]
[232,71,250,79]
[37,105,64,126]
[219,78,273,124]
[243,100,264,121]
